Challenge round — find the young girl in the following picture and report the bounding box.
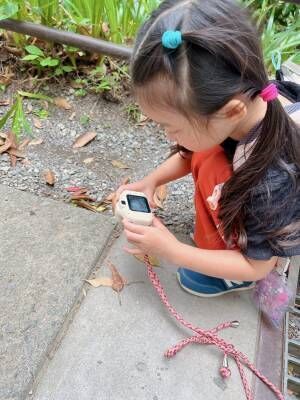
[116,0,300,297]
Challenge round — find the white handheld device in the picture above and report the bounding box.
[115,190,153,226]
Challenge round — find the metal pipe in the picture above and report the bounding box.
[0,19,133,60]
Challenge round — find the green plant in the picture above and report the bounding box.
[22,44,74,76]
[125,102,140,122]
[0,91,53,138]
[74,88,87,97]
[262,11,300,72]
[242,0,300,72]
[29,0,61,26]
[0,94,31,139]
[32,108,49,119]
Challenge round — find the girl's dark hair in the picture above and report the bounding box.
[131,0,300,250]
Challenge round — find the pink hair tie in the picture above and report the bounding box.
[259,83,278,102]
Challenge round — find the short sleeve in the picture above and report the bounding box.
[243,165,300,260]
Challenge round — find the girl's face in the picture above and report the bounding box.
[139,99,235,152]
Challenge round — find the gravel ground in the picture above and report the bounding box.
[0,85,195,234]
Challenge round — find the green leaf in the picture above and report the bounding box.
[0,2,18,20]
[11,95,31,138]
[18,91,53,102]
[40,57,59,67]
[62,65,74,72]
[25,45,44,57]
[22,54,40,61]
[54,67,63,76]
[0,101,16,131]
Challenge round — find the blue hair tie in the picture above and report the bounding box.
[162,30,182,49]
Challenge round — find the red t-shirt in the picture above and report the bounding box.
[191,145,234,250]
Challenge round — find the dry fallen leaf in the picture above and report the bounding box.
[19,138,31,150]
[134,254,160,267]
[137,114,149,126]
[85,277,113,288]
[72,131,97,149]
[96,205,107,212]
[28,138,43,146]
[108,261,126,292]
[0,133,13,154]
[70,193,96,202]
[153,185,168,209]
[72,199,97,212]
[83,157,94,164]
[111,160,130,169]
[54,97,72,110]
[7,148,25,158]
[33,117,42,129]
[43,170,55,185]
[26,103,33,113]
[0,99,10,106]
[66,186,87,193]
[0,132,7,140]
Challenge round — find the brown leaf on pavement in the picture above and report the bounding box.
[107,261,126,292]
[85,277,113,288]
[0,132,7,140]
[43,170,55,186]
[72,131,97,148]
[153,184,168,209]
[54,97,72,110]
[0,100,10,106]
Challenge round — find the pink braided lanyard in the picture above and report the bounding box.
[143,255,285,400]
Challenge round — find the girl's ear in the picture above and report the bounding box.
[219,99,247,122]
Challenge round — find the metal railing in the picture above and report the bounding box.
[0,19,133,60]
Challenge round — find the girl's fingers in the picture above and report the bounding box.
[124,229,142,243]
[123,219,146,234]
[123,246,144,255]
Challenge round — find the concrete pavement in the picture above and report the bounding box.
[0,184,286,400]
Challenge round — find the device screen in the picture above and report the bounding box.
[127,195,151,213]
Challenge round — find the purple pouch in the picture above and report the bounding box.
[252,258,292,328]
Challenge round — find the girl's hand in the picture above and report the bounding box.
[123,217,180,263]
[115,176,157,208]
